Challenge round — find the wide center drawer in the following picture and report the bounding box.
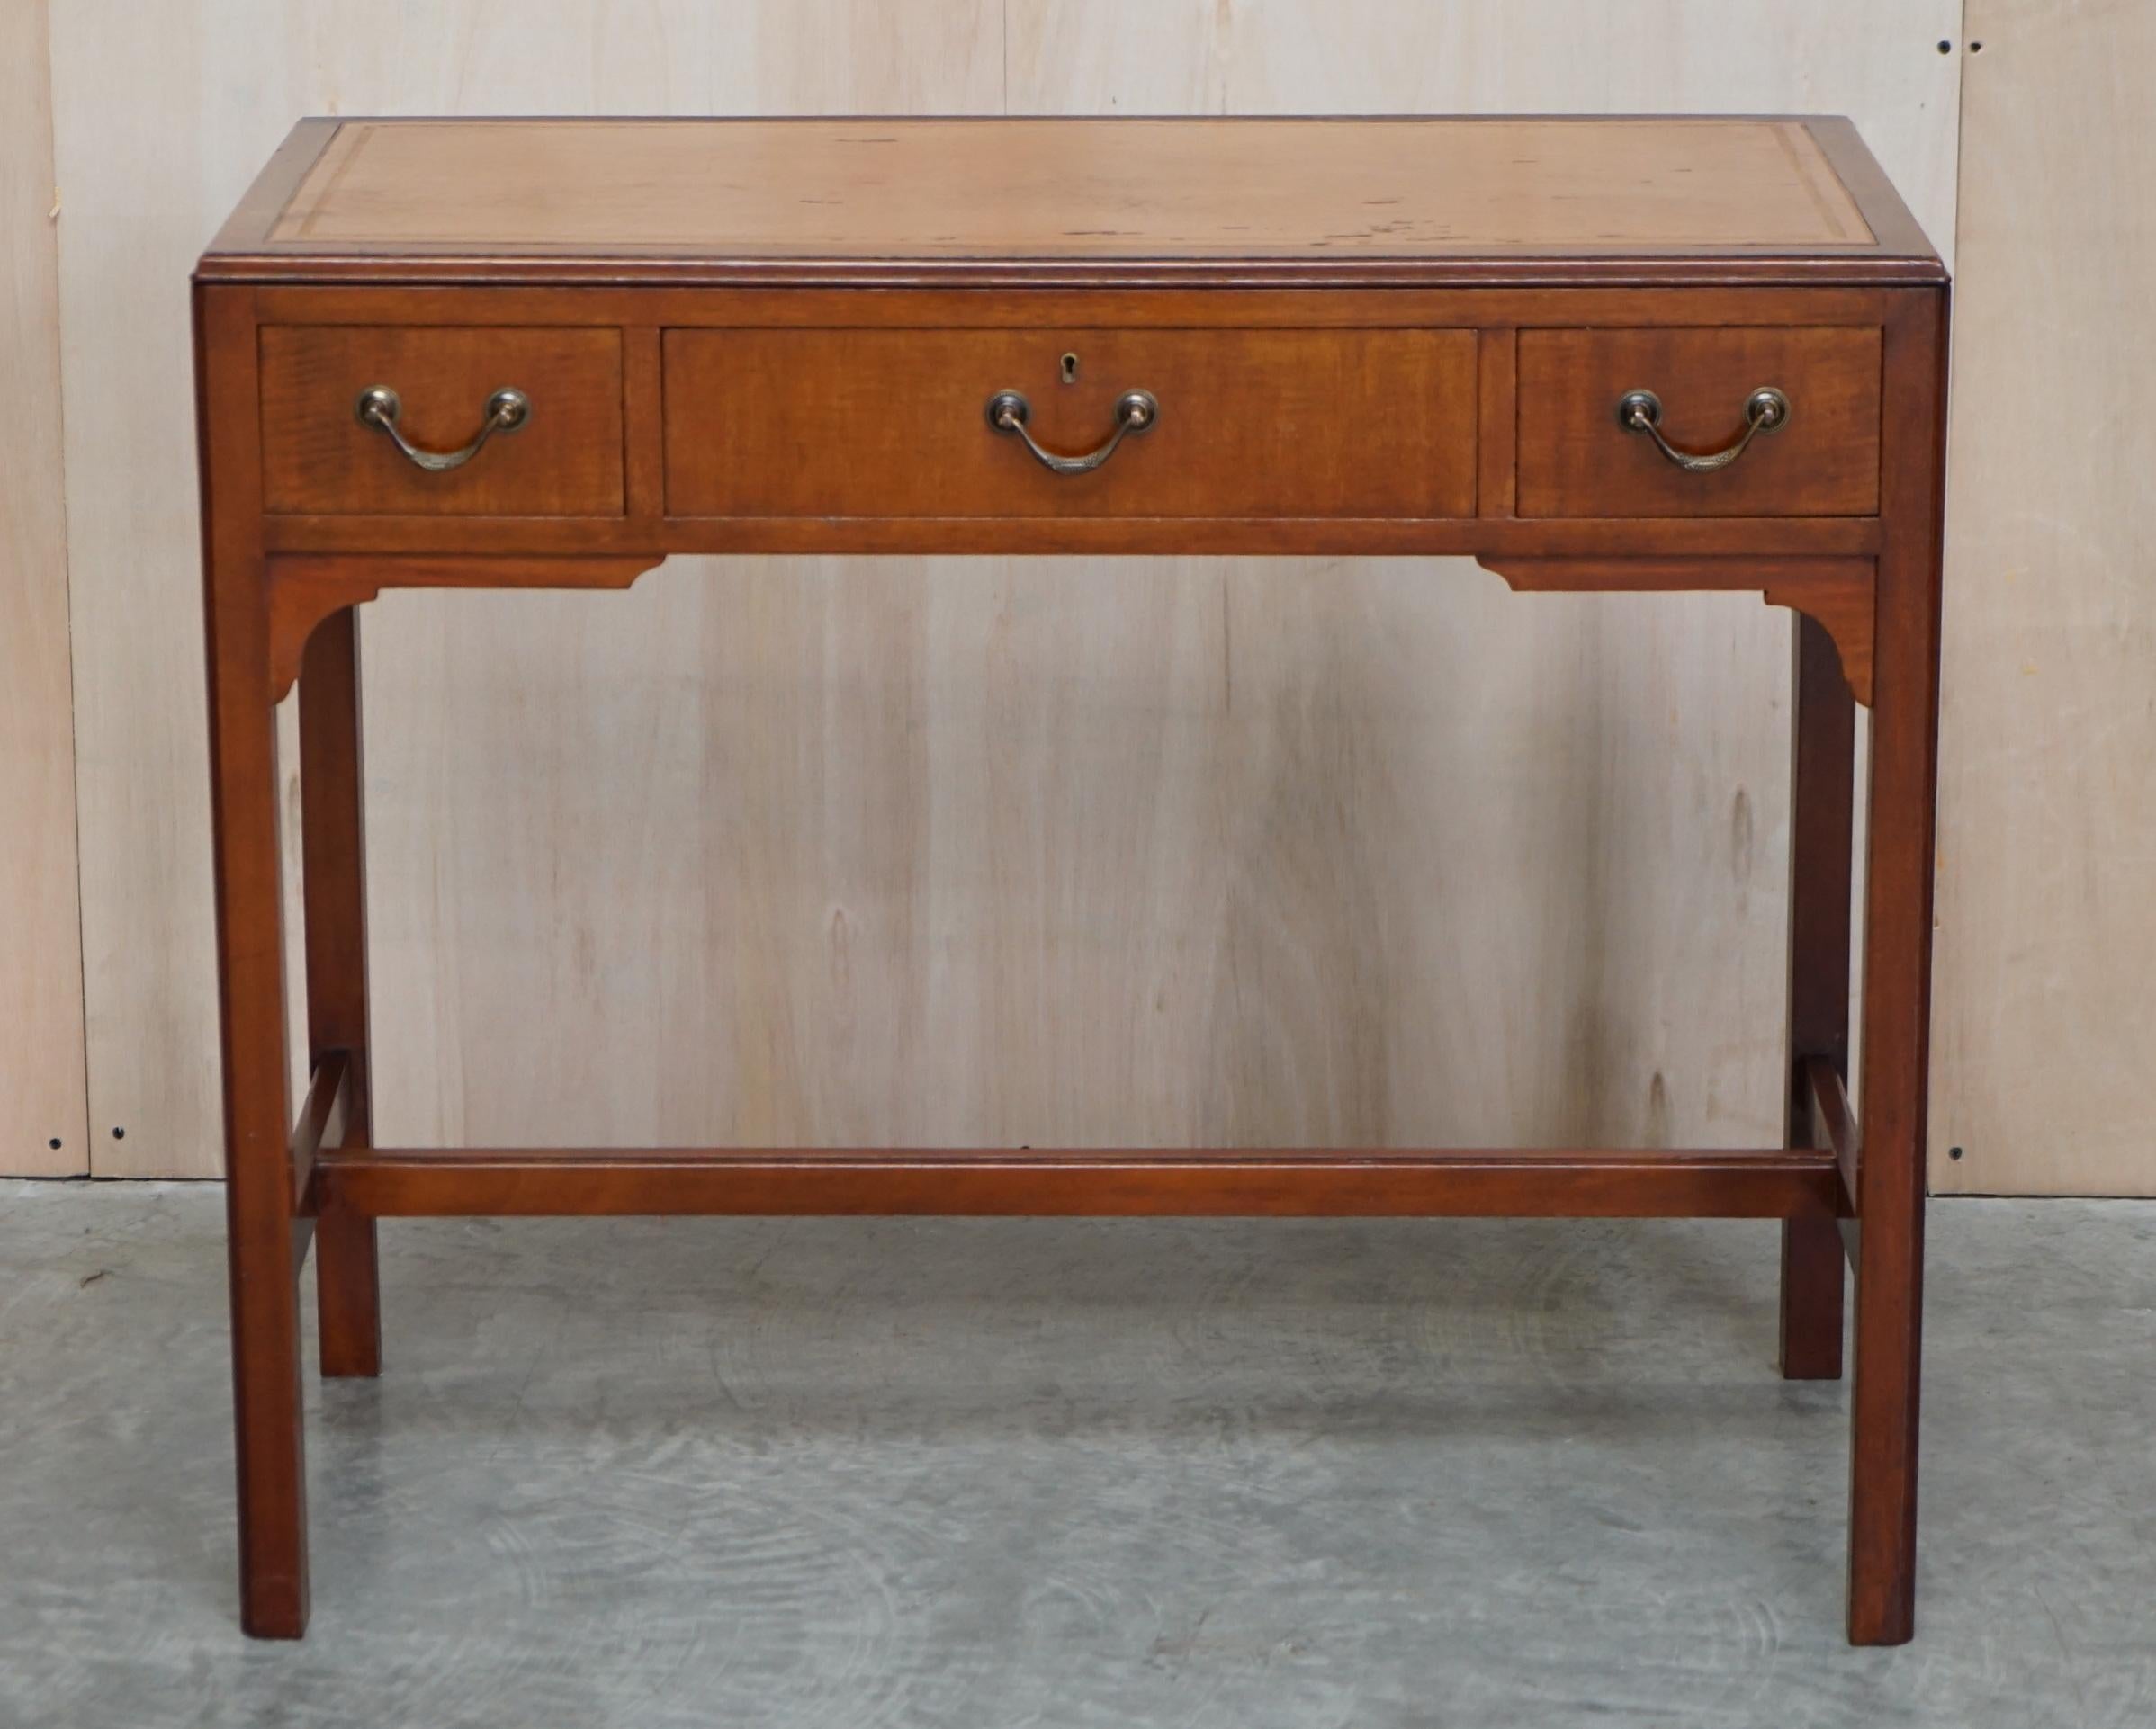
[661,328,1478,519]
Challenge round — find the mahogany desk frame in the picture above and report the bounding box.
[193,116,1948,1644]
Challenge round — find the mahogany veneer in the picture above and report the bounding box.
[194,115,1948,1645]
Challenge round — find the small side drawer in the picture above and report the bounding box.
[1516,327,1882,518]
[661,327,1478,520]
[259,326,624,515]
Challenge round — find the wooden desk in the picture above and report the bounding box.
[194,116,1948,1644]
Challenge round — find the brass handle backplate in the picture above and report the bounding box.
[986,388,1157,475]
[355,385,530,471]
[1618,386,1789,473]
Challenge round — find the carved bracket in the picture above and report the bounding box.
[1476,556,1875,707]
[265,551,1873,708]
[265,554,667,702]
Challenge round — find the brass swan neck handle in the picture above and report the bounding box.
[355,385,530,472]
[986,389,1157,475]
[1617,386,1788,473]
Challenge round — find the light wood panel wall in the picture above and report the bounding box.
[1933,1,2156,1195]
[1,0,88,1176]
[40,2,1963,1175]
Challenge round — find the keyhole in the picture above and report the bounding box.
[1060,352,1079,384]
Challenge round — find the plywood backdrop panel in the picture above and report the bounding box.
[49,2,1961,1172]
[1933,1,2156,1196]
[0,0,89,1176]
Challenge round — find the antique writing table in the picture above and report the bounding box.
[194,117,1948,1643]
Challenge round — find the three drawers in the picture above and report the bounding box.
[256,316,1885,526]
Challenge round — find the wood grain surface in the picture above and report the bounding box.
[260,326,626,516]
[0,0,88,1174]
[661,327,1477,518]
[1516,327,1882,519]
[43,1,1963,1176]
[1933,0,2156,1196]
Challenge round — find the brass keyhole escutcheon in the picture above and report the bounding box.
[1060,351,1080,384]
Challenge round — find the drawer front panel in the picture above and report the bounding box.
[1516,327,1881,518]
[662,328,1478,519]
[260,326,625,515]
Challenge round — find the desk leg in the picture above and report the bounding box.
[1846,291,1947,1646]
[208,666,309,1637]
[202,283,309,1637]
[1780,614,1853,1379]
[301,607,382,1377]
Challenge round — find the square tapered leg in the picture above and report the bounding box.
[300,606,382,1377]
[1845,291,1947,1648]
[1781,613,1855,1379]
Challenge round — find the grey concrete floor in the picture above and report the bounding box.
[1,1185,2151,1728]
